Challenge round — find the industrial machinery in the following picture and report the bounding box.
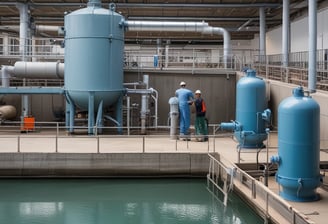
[271,86,322,202]
[220,69,271,150]
[64,1,125,134]
[0,0,232,135]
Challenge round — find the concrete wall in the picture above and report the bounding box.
[0,153,209,177]
[124,69,236,126]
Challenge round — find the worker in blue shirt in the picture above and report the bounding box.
[175,81,194,140]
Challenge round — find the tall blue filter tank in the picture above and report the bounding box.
[221,69,270,148]
[271,86,322,202]
[64,1,125,110]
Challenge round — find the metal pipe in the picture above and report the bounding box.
[308,0,317,93]
[125,20,209,32]
[140,94,147,134]
[151,89,158,128]
[0,2,282,8]
[202,26,231,68]
[16,3,30,119]
[14,61,64,79]
[16,3,28,62]
[1,65,14,87]
[259,7,266,63]
[126,96,130,135]
[282,0,290,67]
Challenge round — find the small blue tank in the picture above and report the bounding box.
[220,69,270,148]
[272,86,322,201]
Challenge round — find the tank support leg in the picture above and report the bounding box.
[88,91,95,135]
[115,94,123,134]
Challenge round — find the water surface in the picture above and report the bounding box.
[0,178,263,224]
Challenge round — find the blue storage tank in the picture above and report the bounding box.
[272,86,322,202]
[64,1,125,110]
[221,69,269,148]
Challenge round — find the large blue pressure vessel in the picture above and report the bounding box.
[234,69,268,148]
[272,86,321,202]
[64,1,125,110]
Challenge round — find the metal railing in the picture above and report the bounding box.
[0,122,229,153]
[208,153,314,224]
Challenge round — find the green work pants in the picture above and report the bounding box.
[195,116,208,139]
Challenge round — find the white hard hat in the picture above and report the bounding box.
[180,81,186,86]
[195,90,201,94]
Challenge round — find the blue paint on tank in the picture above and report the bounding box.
[274,86,322,202]
[221,69,269,148]
[64,4,125,110]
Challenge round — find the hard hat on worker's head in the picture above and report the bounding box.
[195,90,201,94]
[180,81,186,86]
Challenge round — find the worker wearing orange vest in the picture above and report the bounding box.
[194,90,208,142]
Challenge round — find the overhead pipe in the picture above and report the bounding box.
[282,0,290,68]
[125,21,231,68]
[125,21,209,32]
[308,0,317,93]
[259,7,266,64]
[202,26,231,68]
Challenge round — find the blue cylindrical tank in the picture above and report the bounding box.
[274,86,321,202]
[64,2,125,110]
[234,69,268,148]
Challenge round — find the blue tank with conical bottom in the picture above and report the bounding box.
[64,0,125,134]
[271,86,322,202]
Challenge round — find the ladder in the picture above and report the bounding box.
[207,153,236,206]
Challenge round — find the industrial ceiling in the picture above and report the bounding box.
[0,0,327,44]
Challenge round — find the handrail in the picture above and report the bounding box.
[207,153,315,224]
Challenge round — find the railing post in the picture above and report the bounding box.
[97,136,100,153]
[252,179,256,199]
[55,135,58,153]
[17,136,20,153]
[142,136,145,153]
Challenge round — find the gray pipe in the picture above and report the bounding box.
[202,26,231,68]
[126,20,232,66]
[125,21,209,32]
[14,61,64,79]
[259,7,266,63]
[16,3,30,118]
[1,65,14,87]
[282,0,290,67]
[16,3,28,62]
[308,0,317,93]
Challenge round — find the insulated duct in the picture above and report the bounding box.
[125,21,231,68]
[14,61,64,79]
[202,26,231,68]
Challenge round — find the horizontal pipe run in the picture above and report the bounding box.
[14,61,64,79]
[125,21,209,32]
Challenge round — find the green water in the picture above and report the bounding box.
[0,178,263,224]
